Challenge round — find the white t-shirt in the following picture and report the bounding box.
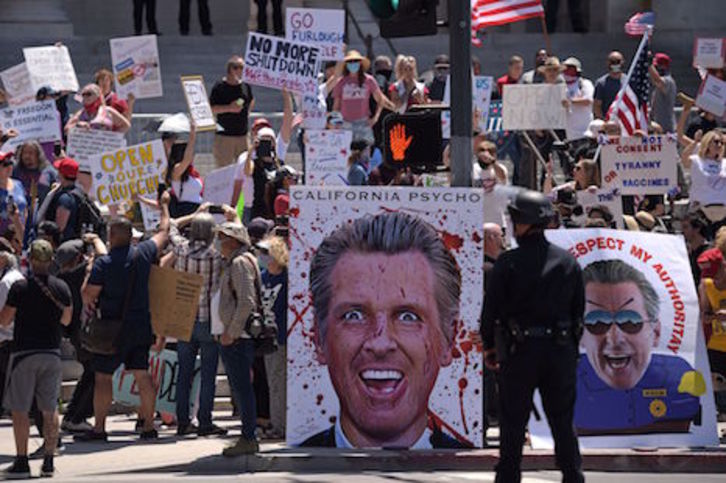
[689,154,726,205]
[234,133,290,207]
[171,176,204,204]
[0,267,25,343]
[472,161,509,193]
[565,78,594,140]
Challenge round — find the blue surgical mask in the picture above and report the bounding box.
[347,61,361,74]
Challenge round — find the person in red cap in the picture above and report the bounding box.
[0,152,28,242]
[649,52,677,133]
[35,157,89,243]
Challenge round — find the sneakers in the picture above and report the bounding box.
[222,437,259,457]
[73,430,108,442]
[40,456,54,478]
[176,423,198,436]
[3,457,30,479]
[61,420,93,433]
[139,428,159,440]
[198,424,228,437]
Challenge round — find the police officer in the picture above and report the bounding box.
[481,189,585,483]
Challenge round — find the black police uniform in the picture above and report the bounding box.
[481,191,585,483]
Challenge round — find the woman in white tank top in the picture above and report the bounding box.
[680,129,726,208]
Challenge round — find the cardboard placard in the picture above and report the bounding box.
[180,76,216,132]
[600,136,678,196]
[90,140,166,206]
[109,35,163,99]
[22,45,79,93]
[148,265,203,342]
[66,127,127,172]
[286,7,345,60]
[576,187,624,229]
[0,100,62,149]
[243,32,321,94]
[696,74,726,118]
[0,63,35,106]
[693,38,726,69]
[441,75,493,139]
[305,129,352,185]
[502,84,567,130]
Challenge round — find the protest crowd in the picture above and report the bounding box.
[0,0,725,480]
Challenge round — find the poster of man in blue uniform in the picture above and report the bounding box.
[529,229,720,449]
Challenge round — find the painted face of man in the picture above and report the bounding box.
[581,281,660,390]
[316,251,452,446]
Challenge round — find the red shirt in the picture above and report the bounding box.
[105,92,129,116]
[497,74,520,97]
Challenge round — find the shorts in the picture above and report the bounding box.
[3,351,61,413]
[93,344,151,375]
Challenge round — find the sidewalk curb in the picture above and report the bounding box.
[147,447,726,475]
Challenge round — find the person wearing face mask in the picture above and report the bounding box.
[332,51,396,144]
[472,141,508,192]
[426,54,449,102]
[593,51,625,119]
[521,49,549,85]
[64,84,130,134]
[347,139,371,186]
[649,53,677,133]
[561,57,594,140]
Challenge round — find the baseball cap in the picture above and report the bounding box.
[215,222,250,246]
[653,53,671,67]
[30,239,54,263]
[246,217,274,241]
[53,157,79,180]
[0,152,14,165]
[55,239,84,267]
[434,54,450,68]
[257,127,276,141]
[326,111,344,127]
[697,248,723,279]
[251,118,272,132]
[563,57,582,73]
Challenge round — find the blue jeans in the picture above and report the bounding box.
[219,339,256,440]
[176,321,219,428]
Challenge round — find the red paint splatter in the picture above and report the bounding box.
[289,207,300,218]
[426,410,473,447]
[458,378,470,435]
[458,377,468,390]
[440,231,464,251]
[472,231,482,244]
[451,347,461,359]
[329,416,337,424]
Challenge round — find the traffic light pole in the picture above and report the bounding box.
[448,0,472,187]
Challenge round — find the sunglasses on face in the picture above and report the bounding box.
[231,65,243,70]
[81,92,95,98]
[711,139,724,146]
[584,309,652,335]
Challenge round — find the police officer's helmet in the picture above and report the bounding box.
[508,189,555,226]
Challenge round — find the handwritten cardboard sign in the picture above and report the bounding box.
[696,74,726,118]
[109,35,163,99]
[243,32,321,94]
[149,265,203,342]
[23,45,79,93]
[0,63,34,106]
[286,8,345,60]
[305,129,352,185]
[0,100,61,149]
[693,38,726,69]
[181,76,215,131]
[502,84,566,130]
[66,127,127,172]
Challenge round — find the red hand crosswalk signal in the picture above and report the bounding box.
[367,0,438,38]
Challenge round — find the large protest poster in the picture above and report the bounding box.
[22,45,79,93]
[600,136,678,196]
[90,140,166,206]
[109,35,163,99]
[149,265,203,342]
[0,100,61,149]
[696,74,726,118]
[66,128,127,172]
[528,229,718,449]
[113,349,200,415]
[304,129,352,185]
[181,76,216,131]
[286,8,345,60]
[0,63,34,106]
[577,187,624,229]
[693,38,726,69]
[288,186,485,449]
[441,75,493,139]
[243,33,321,95]
[203,164,238,222]
[502,84,566,130]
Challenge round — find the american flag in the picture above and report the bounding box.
[471,0,544,45]
[624,11,655,37]
[606,36,650,135]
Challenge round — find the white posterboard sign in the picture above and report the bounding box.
[301,92,327,130]
[286,8,345,61]
[693,38,726,69]
[305,129,352,185]
[0,63,35,106]
[23,45,79,93]
[203,164,238,222]
[109,35,163,99]
[243,33,321,95]
[90,139,166,206]
[0,100,61,149]
[600,136,679,196]
[139,202,161,231]
[181,76,215,132]
[502,84,567,130]
[696,74,726,118]
[441,75,493,139]
[66,128,127,172]
[577,187,624,229]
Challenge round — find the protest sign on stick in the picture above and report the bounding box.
[600,136,679,196]
[0,63,34,106]
[696,74,726,118]
[149,265,203,342]
[66,128,127,172]
[181,76,215,131]
[693,38,726,69]
[0,100,62,149]
[110,35,163,99]
[243,33,321,94]
[23,45,79,93]
[305,129,352,185]
[502,84,567,130]
[90,140,166,206]
[286,8,345,60]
